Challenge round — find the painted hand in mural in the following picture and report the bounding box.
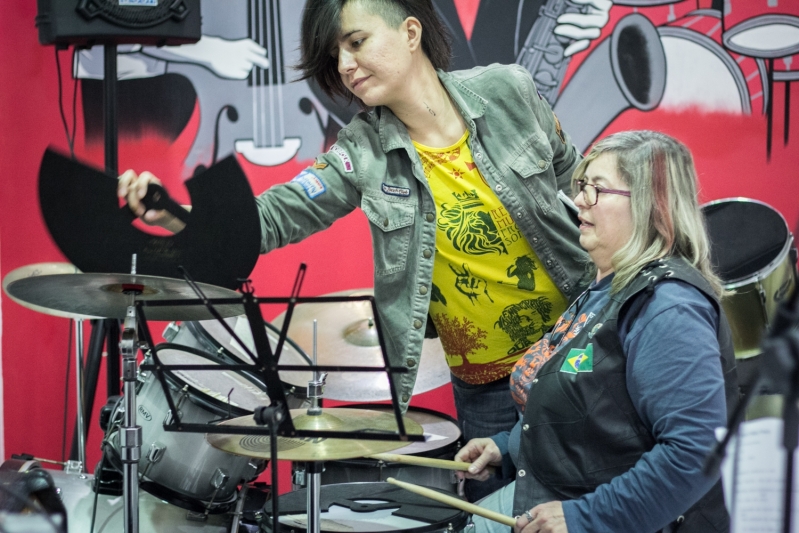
[453,437,502,482]
[141,35,270,79]
[555,0,613,57]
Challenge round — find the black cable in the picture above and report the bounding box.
[61,319,73,463]
[71,65,78,155]
[53,48,75,157]
[89,453,105,533]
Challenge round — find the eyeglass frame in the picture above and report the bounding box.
[575,179,631,206]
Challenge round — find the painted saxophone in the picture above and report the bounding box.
[516,0,587,106]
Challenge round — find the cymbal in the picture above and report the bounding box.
[2,263,101,319]
[5,273,244,321]
[271,289,450,401]
[206,408,424,461]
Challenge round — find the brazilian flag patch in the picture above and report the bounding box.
[560,344,594,374]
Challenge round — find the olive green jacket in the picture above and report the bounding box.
[255,64,590,412]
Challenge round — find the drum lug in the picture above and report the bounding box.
[292,465,307,487]
[211,467,230,490]
[146,442,166,464]
[162,321,181,342]
[163,409,182,426]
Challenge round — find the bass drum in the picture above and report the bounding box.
[36,469,231,533]
[165,316,311,407]
[261,482,467,533]
[108,345,270,512]
[702,198,797,359]
[296,405,462,494]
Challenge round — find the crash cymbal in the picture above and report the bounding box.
[2,263,101,319]
[5,273,243,321]
[206,408,424,461]
[271,289,450,401]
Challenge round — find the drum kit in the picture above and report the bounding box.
[1,264,475,533]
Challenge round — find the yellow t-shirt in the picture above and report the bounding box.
[414,131,568,384]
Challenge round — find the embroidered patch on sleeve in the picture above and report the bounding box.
[329,144,353,173]
[559,343,593,374]
[553,113,566,144]
[381,183,411,197]
[292,170,326,199]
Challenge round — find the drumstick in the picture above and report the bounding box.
[367,453,472,471]
[386,477,516,527]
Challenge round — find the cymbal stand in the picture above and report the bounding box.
[119,256,142,533]
[304,320,326,533]
[74,318,86,472]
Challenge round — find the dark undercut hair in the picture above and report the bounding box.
[296,0,452,101]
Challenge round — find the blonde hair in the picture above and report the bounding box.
[572,130,722,297]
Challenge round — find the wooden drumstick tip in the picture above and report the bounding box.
[385,476,516,527]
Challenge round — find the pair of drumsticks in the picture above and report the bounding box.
[367,453,516,527]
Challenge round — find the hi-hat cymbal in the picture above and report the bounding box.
[206,408,424,461]
[2,263,101,319]
[272,289,450,401]
[5,273,243,321]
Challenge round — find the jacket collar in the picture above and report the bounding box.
[377,69,488,153]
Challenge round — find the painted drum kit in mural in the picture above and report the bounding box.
[3,0,799,532]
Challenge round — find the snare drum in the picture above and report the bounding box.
[702,198,797,359]
[109,345,271,509]
[164,317,311,407]
[261,482,467,533]
[295,406,462,494]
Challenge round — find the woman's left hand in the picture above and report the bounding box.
[514,501,567,533]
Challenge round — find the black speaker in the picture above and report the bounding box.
[36,0,201,47]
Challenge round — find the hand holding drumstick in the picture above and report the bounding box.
[453,437,504,481]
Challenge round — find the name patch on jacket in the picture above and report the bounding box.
[560,344,593,374]
[292,170,326,199]
[381,183,410,197]
[329,144,353,173]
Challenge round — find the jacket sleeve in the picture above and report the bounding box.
[255,128,363,253]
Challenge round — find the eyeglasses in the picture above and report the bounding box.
[576,180,631,206]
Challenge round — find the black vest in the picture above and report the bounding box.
[516,257,738,532]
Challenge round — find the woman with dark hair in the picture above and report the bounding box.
[119,0,589,501]
[456,130,738,532]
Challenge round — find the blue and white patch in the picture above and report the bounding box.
[119,0,158,5]
[292,170,326,199]
[329,144,353,173]
[381,183,411,197]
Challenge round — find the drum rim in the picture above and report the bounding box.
[152,342,269,416]
[187,318,312,365]
[722,14,799,59]
[270,481,469,533]
[701,197,794,288]
[658,20,752,114]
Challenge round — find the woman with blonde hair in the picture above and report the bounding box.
[456,130,739,533]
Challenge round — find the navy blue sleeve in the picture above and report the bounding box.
[562,280,727,533]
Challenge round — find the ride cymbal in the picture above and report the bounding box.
[206,408,423,461]
[271,289,450,401]
[5,273,243,321]
[2,263,100,319]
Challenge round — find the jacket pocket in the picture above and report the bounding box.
[509,132,556,214]
[361,194,415,276]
